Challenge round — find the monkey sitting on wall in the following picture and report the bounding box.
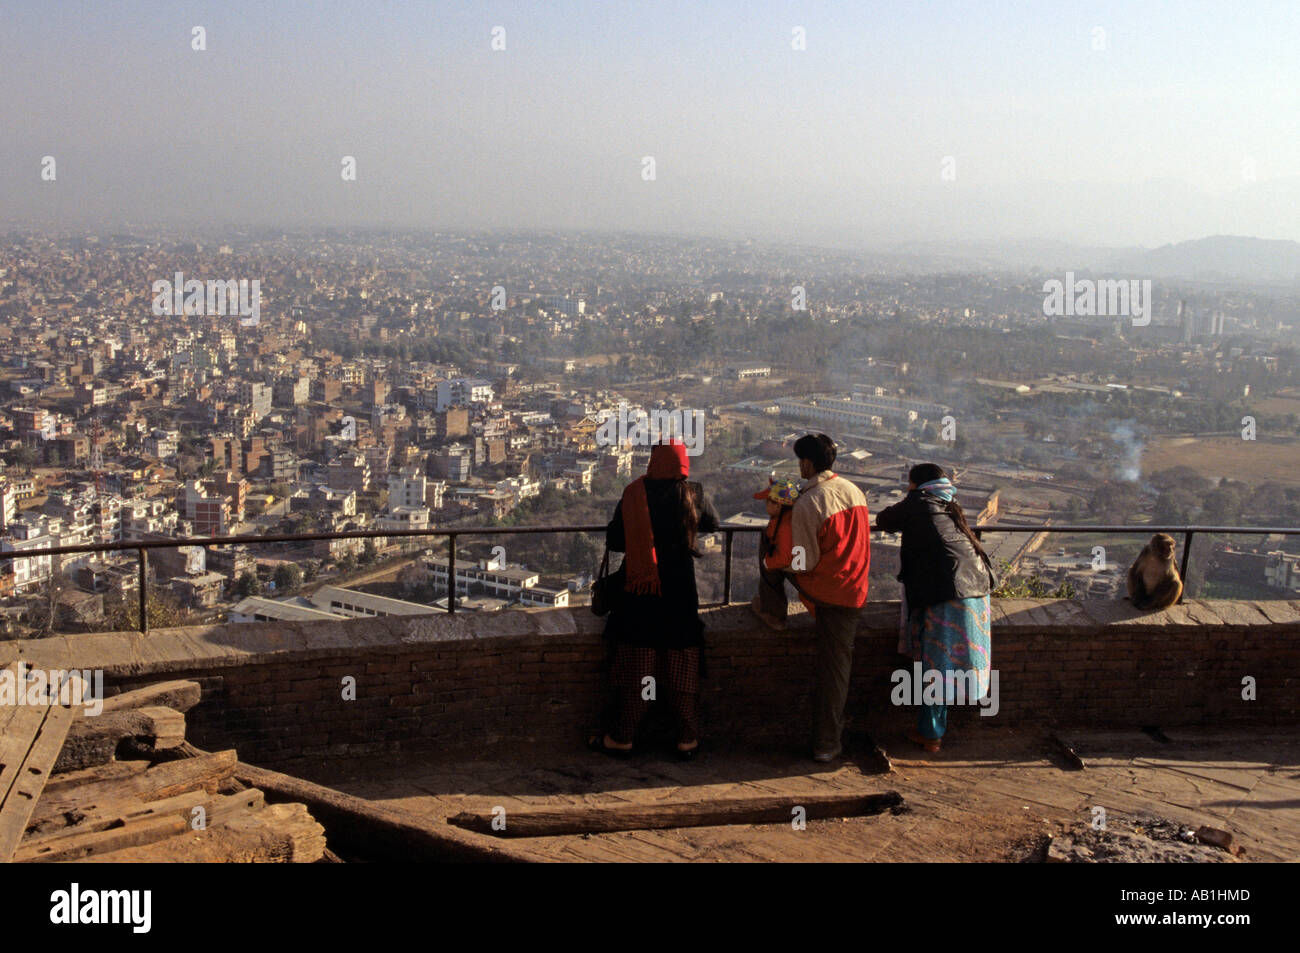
[1126,533,1184,611]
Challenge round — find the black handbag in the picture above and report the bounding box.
[591,548,626,616]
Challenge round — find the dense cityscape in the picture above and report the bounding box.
[0,226,1297,637]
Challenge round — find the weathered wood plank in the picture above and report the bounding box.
[20,785,265,852]
[448,790,905,838]
[230,758,544,862]
[15,814,188,863]
[101,680,202,716]
[84,803,326,864]
[23,786,265,843]
[39,759,150,796]
[28,749,238,827]
[0,675,80,862]
[54,706,186,773]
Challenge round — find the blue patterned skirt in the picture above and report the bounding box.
[898,594,992,703]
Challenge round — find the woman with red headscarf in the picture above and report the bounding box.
[589,440,719,760]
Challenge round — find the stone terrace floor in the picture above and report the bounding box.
[283,715,1300,862]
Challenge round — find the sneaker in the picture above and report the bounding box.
[812,745,842,763]
[750,595,787,631]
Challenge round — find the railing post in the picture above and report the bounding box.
[447,533,456,615]
[723,529,734,605]
[1179,531,1195,602]
[137,547,148,634]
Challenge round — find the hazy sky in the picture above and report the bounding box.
[2,0,1298,249]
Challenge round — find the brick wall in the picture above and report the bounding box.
[6,599,1297,768]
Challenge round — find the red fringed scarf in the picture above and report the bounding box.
[621,441,689,596]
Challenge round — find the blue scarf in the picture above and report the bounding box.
[917,477,955,502]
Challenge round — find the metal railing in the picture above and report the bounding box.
[6,522,1298,633]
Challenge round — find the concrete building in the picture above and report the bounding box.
[307,585,436,618]
[1265,551,1300,593]
[181,481,232,536]
[429,444,471,482]
[777,392,950,429]
[435,378,493,412]
[239,381,273,419]
[1,520,54,593]
[328,454,370,494]
[423,554,541,602]
[389,467,428,509]
[142,428,180,460]
[273,377,310,407]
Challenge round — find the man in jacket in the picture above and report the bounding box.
[752,433,871,762]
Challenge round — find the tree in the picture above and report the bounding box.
[1201,486,1243,525]
[1153,488,1200,524]
[11,445,36,474]
[273,563,303,592]
[233,571,260,599]
[1088,482,1144,524]
[360,540,377,565]
[106,588,191,632]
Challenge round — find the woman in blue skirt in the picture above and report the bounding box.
[875,463,995,752]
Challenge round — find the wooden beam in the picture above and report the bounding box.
[448,790,905,838]
[23,785,264,843]
[54,706,187,773]
[0,669,81,862]
[230,758,541,863]
[101,680,202,715]
[40,759,150,797]
[28,749,238,828]
[85,803,327,864]
[13,814,188,863]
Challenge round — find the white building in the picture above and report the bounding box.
[142,428,180,460]
[307,585,437,618]
[1265,551,1300,593]
[435,378,494,412]
[2,520,54,593]
[388,467,428,509]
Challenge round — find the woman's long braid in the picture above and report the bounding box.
[945,499,988,561]
[677,479,699,554]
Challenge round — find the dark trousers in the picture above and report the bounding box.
[757,558,792,620]
[605,644,700,746]
[758,557,862,754]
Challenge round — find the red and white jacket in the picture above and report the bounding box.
[789,471,871,609]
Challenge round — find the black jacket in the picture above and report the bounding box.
[875,490,994,609]
[604,479,720,648]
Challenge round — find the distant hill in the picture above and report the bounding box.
[1103,236,1300,285]
[865,234,1300,287]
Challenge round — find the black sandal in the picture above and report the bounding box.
[587,734,633,758]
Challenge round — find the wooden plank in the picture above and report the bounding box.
[15,814,188,863]
[83,803,326,864]
[40,759,150,797]
[0,662,24,737]
[230,757,546,862]
[19,788,265,854]
[54,706,186,773]
[0,673,80,862]
[100,680,202,715]
[138,749,237,801]
[27,749,238,827]
[447,790,905,838]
